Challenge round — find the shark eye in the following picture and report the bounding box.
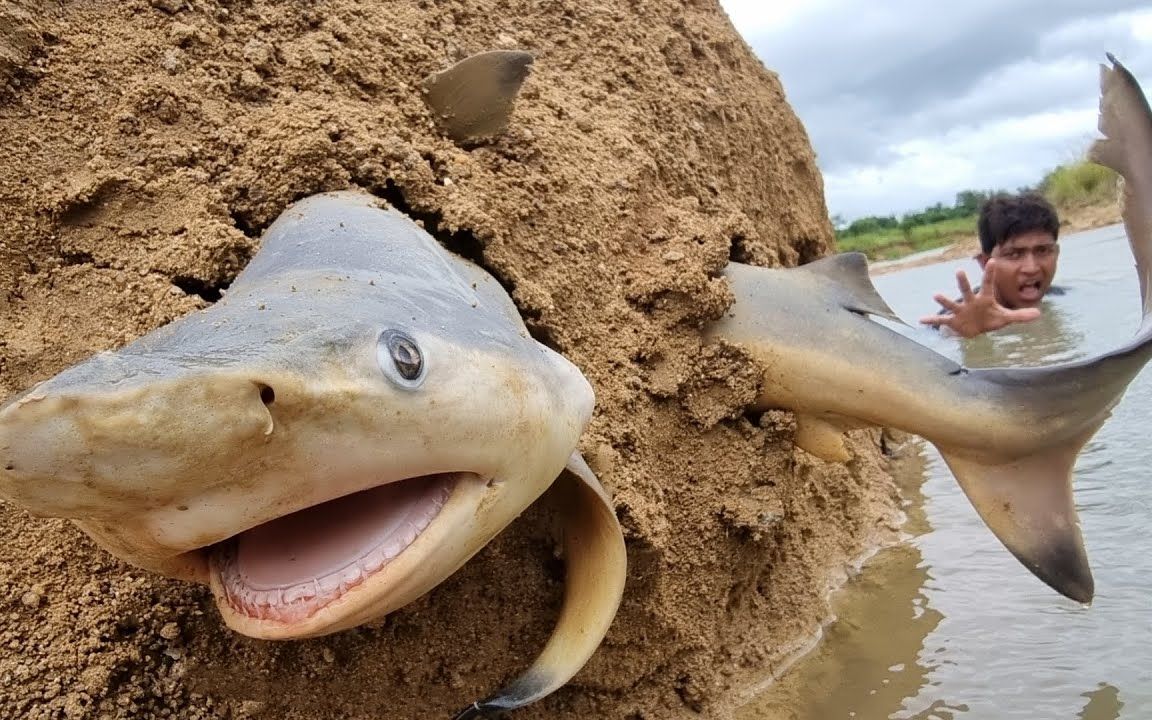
[378,330,425,387]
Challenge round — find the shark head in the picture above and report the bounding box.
[0,192,595,639]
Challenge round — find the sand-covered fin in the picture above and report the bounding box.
[0,1,900,719]
[421,49,534,144]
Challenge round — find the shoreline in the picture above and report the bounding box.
[728,435,932,718]
[867,203,1123,276]
[719,431,912,718]
[723,519,906,712]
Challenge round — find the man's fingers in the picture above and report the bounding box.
[919,314,954,327]
[979,259,998,295]
[933,293,960,312]
[956,270,975,301]
[1003,307,1042,323]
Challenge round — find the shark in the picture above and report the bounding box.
[0,48,1148,718]
[706,53,1152,606]
[0,190,626,718]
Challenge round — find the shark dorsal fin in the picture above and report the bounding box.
[421,50,534,144]
[799,252,904,323]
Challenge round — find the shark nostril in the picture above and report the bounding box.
[257,384,276,406]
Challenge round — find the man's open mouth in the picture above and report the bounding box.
[207,472,473,625]
[1019,280,1043,301]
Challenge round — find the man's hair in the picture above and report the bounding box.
[977,193,1060,255]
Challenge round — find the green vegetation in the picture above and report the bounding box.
[837,215,977,261]
[834,190,995,261]
[836,157,1120,262]
[1038,160,1118,208]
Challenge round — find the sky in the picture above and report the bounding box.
[718,0,1152,222]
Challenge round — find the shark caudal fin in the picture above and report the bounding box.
[1089,53,1152,320]
[951,324,1152,603]
[933,53,1152,604]
[935,424,1099,604]
[421,50,534,144]
[452,454,625,719]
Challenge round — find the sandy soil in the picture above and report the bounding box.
[0,2,901,718]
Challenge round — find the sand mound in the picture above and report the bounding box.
[0,1,899,718]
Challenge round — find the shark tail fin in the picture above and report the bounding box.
[800,252,905,323]
[421,50,534,144]
[940,54,1152,603]
[1088,53,1152,318]
[934,419,1103,604]
[452,453,626,719]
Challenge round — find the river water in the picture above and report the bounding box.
[739,223,1152,720]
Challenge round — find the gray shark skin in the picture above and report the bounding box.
[708,54,1152,606]
[0,191,626,717]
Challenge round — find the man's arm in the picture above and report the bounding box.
[918,259,1041,338]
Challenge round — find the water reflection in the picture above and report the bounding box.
[1079,683,1124,720]
[959,300,1084,368]
[739,225,1152,720]
[737,449,943,720]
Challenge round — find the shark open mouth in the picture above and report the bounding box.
[208,472,469,625]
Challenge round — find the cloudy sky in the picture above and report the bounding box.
[718,0,1152,222]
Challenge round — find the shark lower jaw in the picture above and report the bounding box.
[205,471,480,637]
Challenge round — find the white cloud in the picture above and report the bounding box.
[717,0,821,35]
[1132,9,1152,39]
[825,108,1098,219]
[718,1,1152,221]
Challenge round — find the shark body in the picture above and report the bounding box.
[709,54,1152,604]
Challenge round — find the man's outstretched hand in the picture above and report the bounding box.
[918,259,1041,338]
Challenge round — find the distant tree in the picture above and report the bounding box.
[954,189,989,214]
[840,214,899,237]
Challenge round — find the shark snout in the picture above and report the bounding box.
[0,372,278,520]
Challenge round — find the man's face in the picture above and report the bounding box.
[977,230,1060,308]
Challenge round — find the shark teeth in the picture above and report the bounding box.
[211,477,454,624]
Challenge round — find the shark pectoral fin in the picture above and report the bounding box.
[452,453,626,719]
[794,413,859,463]
[800,252,905,324]
[421,49,534,144]
[936,428,1101,604]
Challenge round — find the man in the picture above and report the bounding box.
[919,194,1062,338]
